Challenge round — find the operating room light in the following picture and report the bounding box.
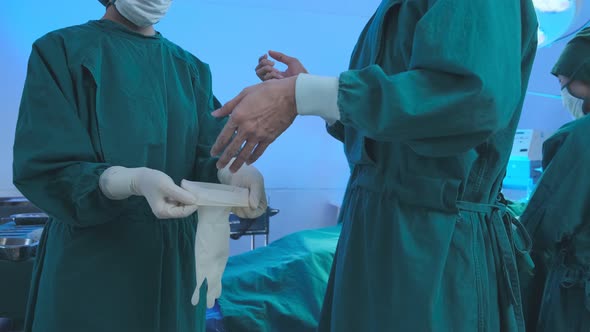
[533,0,571,13]
[537,28,546,45]
[533,0,580,47]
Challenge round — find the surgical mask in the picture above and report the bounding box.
[561,88,585,119]
[113,0,172,27]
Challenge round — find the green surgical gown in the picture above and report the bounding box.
[520,116,590,332]
[318,0,538,331]
[12,20,225,332]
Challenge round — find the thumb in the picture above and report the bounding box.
[268,50,295,65]
[211,90,247,118]
[164,184,198,205]
[248,183,263,209]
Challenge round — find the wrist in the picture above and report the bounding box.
[100,166,136,200]
[295,74,340,123]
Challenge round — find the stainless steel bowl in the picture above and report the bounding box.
[0,237,38,261]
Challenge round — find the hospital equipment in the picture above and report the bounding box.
[0,208,46,263]
[504,129,547,190]
[230,207,279,250]
[2,213,48,226]
[0,237,37,262]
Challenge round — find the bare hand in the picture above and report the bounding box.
[255,50,308,82]
[210,76,299,172]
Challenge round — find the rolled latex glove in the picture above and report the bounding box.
[99,166,198,219]
[217,159,267,219]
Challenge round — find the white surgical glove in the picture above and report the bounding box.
[180,180,251,308]
[192,206,231,308]
[217,160,268,219]
[99,166,198,219]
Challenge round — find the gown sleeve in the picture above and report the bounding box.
[13,36,127,227]
[193,66,227,183]
[326,121,345,143]
[336,0,538,157]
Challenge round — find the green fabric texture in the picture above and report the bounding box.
[0,258,34,320]
[520,115,590,332]
[12,20,226,332]
[507,201,528,218]
[552,27,590,84]
[320,0,538,331]
[219,226,341,332]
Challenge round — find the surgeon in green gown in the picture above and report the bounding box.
[209,0,539,331]
[12,1,267,331]
[521,27,590,332]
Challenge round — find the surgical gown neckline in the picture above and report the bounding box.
[89,19,164,42]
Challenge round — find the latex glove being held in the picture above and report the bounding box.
[99,166,198,219]
[192,206,231,308]
[217,159,267,219]
[179,180,252,307]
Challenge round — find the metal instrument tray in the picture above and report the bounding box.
[10,213,49,226]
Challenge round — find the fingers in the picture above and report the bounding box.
[248,187,261,210]
[210,89,251,157]
[225,169,266,218]
[229,157,246,174]
[212,80,289,168]
[256,65,281,81]
[152,187,199,219]
[167,204,199,219]
[153,201,197,219]
[210,117,239,158]
[164,184,198,205]
[247,141,271,165]
[231,140,257,173]
[217,130,247,170]
[191,290,201,306]
[149,184,199,219]
[232,205,266,219]
[255,57,275,82]
[207,294,216,309]
[263,71,284,81]
[268,50,294,65]
[180,179,191,191]
[192,275,204,306]
[255,58,275,71]
[248,181,266,210]
[211,90,247,118]
[210,281,222,301]
[255,64,269,77]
